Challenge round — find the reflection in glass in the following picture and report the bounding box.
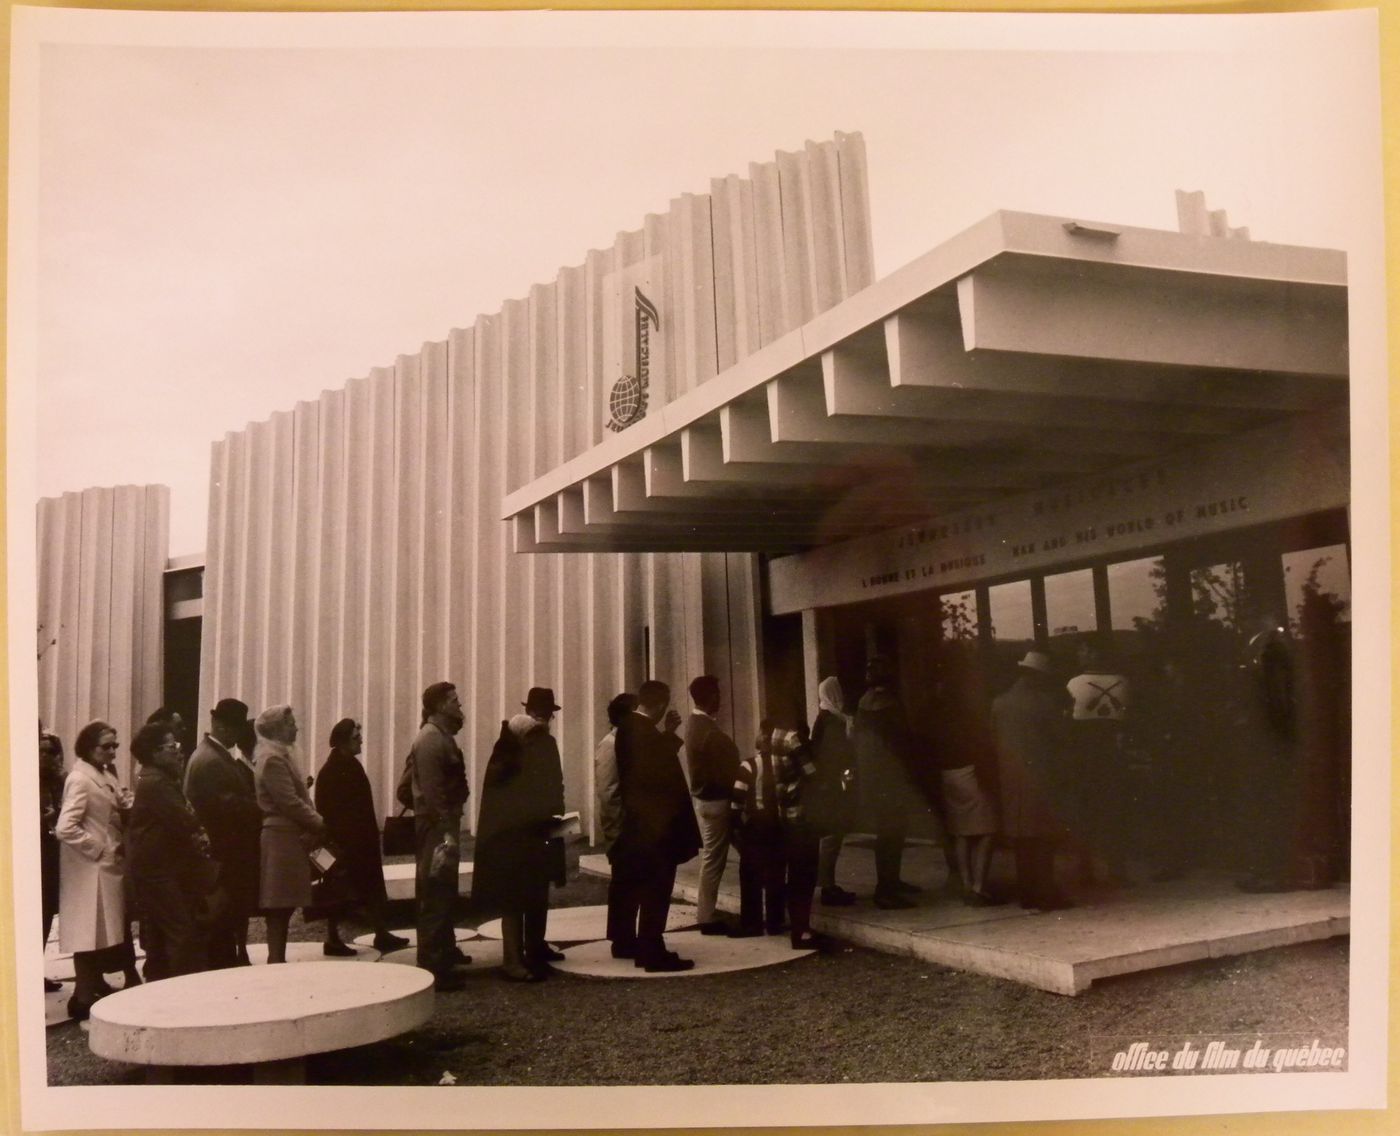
[1283,544,1351,636]
[1044,568,1096,639]
[1190,561,1247,629]
[940,590,979,641]
[987,580,1034,643]
[1107,556,1166,631]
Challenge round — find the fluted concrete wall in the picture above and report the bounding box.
[36,486,168,783]
[198,133,874,835]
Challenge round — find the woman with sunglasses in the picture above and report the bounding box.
[55,720,142,1020]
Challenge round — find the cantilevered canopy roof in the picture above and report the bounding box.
[503,210,1347,554]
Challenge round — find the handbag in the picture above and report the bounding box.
[382,806,416,856]
[305,856,354,922]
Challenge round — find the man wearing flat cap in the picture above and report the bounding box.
[185,698,263,967]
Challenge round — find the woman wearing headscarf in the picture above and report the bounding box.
[313,718,410,956]
[472,688,566,982]
[253,705,325,963]
[40,729,66,993]
[55,720,142,1020]
[809,676,857,907]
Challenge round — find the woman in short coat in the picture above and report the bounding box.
[254,705,324,963]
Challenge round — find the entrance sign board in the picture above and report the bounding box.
[768,406,1349,614]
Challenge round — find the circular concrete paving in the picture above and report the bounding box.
[350,927,479,950]
[243,941,381,965]
[550,929,814,980]
[475,903,699,943]
[378,939,504,971]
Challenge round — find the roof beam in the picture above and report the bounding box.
[956,255,1348,377]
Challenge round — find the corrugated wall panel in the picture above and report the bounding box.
[139,486,168,732]
[37,485,166,779]
[274,406,311,752]
[583,246,613,452]
[468,314,504,809]
[311,390,346,773]
[265,410,298,713]
[420,340,452,687]
[107,486,139,748]
[446,328,476,790]
[498,299,532,754]
[750,158,788,343]
[390,353,426,780]
[35,498,61,731]
[710,177,739,375]
[777,147,819,331]
[363,366,398,804]
[339,378,371,747]
[806,139,846,314]
[195,135,873,834]
[55,494,83,747]
[237,420,269,705]
[837,130,875,293]
[680,193,718,391]
[76,487,112,733]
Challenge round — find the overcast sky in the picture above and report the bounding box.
[22,10,1383,555]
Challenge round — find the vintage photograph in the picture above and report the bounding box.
[6,7,1389,1131]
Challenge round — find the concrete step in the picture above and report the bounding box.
[578,846,1349,996]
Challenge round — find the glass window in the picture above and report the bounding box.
[1107,556,1167,632]
[987,580,1034,644]
[939,589,979,642]
[1044,568,1097,639]
[1284,544,1351,636]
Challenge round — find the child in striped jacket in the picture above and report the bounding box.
[731,723,824,949]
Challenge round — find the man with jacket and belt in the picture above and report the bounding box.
[410,681,470,991]
[682,675,742,935]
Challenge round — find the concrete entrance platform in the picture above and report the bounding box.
[579,845,1350,996]
[88,961,434,1082]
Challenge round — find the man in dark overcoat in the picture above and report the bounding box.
[612,679,701,971]
[183,698,261,968]
[853,656,923,908]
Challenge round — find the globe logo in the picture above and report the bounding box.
[607,373,646,432]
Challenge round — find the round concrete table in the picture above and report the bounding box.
[88,962,434,1083]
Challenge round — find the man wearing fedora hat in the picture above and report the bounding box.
[185,698,263,967]
[991,651,1073,911]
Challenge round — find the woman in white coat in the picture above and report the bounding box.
[55,720,142,1020]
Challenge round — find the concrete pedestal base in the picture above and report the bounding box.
[88,961,434,1079]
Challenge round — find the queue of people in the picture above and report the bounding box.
[39,698,412,1019]
[40,620,1315,1020]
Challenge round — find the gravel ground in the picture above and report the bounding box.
[46,871,1348,1087]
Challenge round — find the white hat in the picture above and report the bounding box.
[1016,650,1053,675]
